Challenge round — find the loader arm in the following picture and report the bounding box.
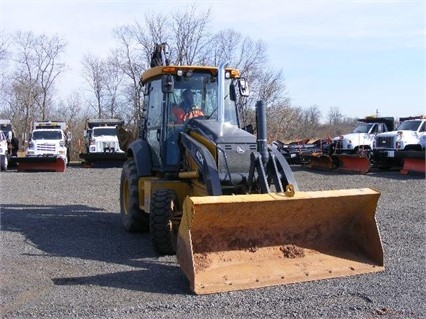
[179,132,222,196]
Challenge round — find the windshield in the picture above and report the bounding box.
[353,123,373,133]
[32,130,62,140]
[171,72,238,125]
[92,127,117,137]
[397,120,422,131]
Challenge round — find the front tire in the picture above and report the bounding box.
[1,154,8,171]
[120,158,149,232]
[150,189,179,255]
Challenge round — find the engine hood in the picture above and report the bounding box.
[186,119,256,144]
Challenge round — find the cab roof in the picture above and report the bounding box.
[141,65,241,84]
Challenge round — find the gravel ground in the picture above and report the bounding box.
[0,164,425,318]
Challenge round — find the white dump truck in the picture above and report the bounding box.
[79,118,126,167]
[333,117,395,154]
[17,121,71,172]
[373,116,426,170]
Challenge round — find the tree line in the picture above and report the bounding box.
[0,5,357,161]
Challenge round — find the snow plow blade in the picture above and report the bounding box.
[397,151,425,175]
[334,154,371,174]
[16,156,66,172]
[308,153,333,170]
[176,188,384,295]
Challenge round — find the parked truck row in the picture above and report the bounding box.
[1,118,127,172]
[2,115,424,173]
[276,115,425,174]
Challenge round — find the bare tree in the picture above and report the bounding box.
[52,92,87,160]
[327,106,343,125]
[104,56,126,118]
[111,24,149,123]
[207,29,242,66]
[171,4,212,65]
[13,31,67,120]
[81,53,107,117]
[132,12,171,64]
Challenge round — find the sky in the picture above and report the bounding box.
[1,0,425,120]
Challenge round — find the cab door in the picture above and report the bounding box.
[145,79,164,170]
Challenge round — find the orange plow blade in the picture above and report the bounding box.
[308,153,333,170]
[334,154,371,174]
[16,156,66,172]
[176,188,384,295]
[401,158,425,175]
[398,151,425,175]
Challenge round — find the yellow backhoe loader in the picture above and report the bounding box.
[118,44,384,294]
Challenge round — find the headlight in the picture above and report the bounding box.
[60,141,65,147]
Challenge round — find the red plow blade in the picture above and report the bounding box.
[396,151,425,175]
[16,156,66,172]
[401,158,425,175]
[334,154,371,174]
[308,153,333,170]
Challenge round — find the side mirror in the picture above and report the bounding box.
[238,79,249,97]
[162,74,174,93]
[244,124,254,134]
[229,82,237,101]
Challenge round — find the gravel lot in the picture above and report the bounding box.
[1,164,425,318]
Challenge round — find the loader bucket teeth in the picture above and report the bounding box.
[334,154,371,174]
[176,188,384,295]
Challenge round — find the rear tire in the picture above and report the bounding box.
[120,158,149,232]
[150,189,178,255]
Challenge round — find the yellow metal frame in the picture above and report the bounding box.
[138,177,192,213]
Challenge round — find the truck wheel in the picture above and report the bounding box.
[1,154,8,171]
[120,159,149,232]
[150,189,179,255]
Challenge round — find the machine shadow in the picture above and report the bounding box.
[1,204,189,295]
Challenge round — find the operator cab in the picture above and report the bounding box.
[141,66,249,173]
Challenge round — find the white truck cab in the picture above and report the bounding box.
[373,117,426,167]
[84,119,124,154]
[333,117,394,154]
[26,121,70,165]
[0,130,8,171]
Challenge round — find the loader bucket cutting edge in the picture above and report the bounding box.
[335,154,371,174]
[176,188,384,295]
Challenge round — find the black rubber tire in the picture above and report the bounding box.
[120,159,149,232]
[150,189,178,255]
[1,154,8,171]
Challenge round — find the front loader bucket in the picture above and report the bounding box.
[308,153,333,170]
[16,157,66,172]
[334,154,371,174]
[176,188,384,295]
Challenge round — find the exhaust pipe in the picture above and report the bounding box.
[256,100,269,166]
[217,61,228,132]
